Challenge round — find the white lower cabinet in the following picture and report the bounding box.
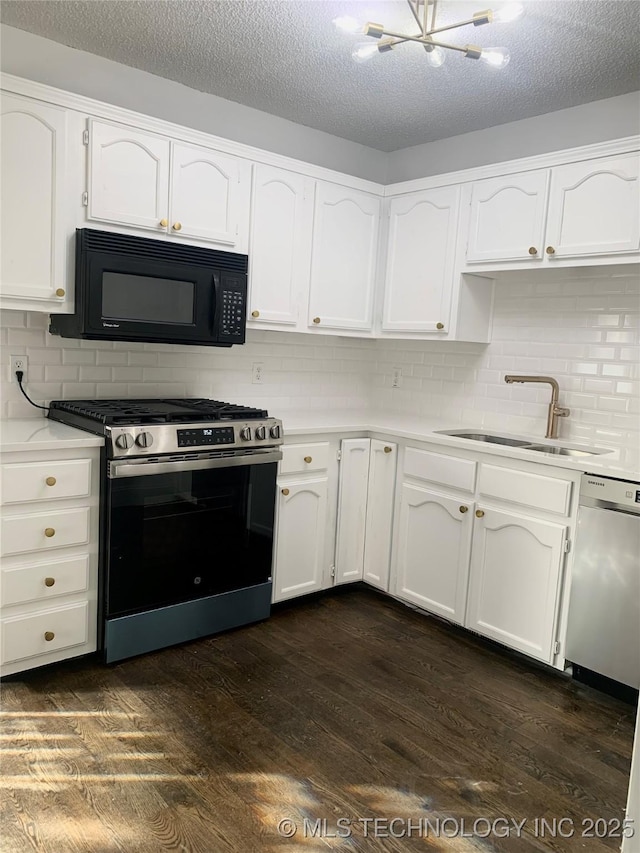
[334,439,397,591]
[391,446,575,666]
[273,477,329,602]
[0,445,100,677]
[394,484,473,625]
[466,507,567,663]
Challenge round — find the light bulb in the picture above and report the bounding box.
[425,45,446,67]
[492,2,524,23]
[352,42,379,63]
[333,15,362,34]
[480,47,510,68]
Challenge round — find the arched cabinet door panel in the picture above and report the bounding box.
[392,483,473,625]
[88,119,170,231]
[1,93,68,303]
[466,507,567,663]
[308,183,380,331]
[546,155,640,257]
[383,187,460,332]
[169,142,250,248]
[466,170,549,263]
[248,164,314,325]
[273,478,328,602]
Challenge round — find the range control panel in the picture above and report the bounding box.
[108,419,283,458]
[178,427,235,447]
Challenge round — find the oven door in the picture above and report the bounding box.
[105,451,279,619]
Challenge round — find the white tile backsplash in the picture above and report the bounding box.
[1,271,638,466]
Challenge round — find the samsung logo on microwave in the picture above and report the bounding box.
[103,322,120,328]
[586,478,605,487]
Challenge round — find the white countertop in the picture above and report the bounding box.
[279,409,639,481]
[0,418,104,453]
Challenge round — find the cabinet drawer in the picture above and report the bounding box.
[1,555,89,607]
[1,508,90,556]
[1,459,91,504]
[403,448,476,493]
[479,464,572,515]
[280,442,330,475]
[1,601,89,664]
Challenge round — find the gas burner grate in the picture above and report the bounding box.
[48,398,270,426]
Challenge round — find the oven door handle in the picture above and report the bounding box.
[108,449,283,479]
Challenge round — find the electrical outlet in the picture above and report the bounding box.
[10,355,28,383]
[252,362,264,385]
[392,367,402,388]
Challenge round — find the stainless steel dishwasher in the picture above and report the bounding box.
[566,473,640,690]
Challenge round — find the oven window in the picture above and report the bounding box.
[106,463,277,617]
[102,271,195,324]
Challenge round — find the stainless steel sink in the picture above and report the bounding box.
[435,429,611,457]
[524,444,601,458]
[442,432,532,447]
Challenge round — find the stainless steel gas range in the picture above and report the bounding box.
[48,398,283,663]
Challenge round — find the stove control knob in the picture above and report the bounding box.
[255,426,266,440]
[269,424,281,439]
[135,431,154,449]
[240,427,252,441]
[115,433,134,450]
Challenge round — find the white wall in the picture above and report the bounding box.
[3,269,638,466]
[0,24,388,183]
[387,92,640,183]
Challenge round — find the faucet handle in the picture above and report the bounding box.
[554,405,570,417]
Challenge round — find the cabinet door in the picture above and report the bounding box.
[248,165,314,325]
[169,142,250,248]
[545,155,640,258]
[308,183,380,331]
[0,93,68,303]
[393,484,473,625]
[466,170,549,263]
[335,439,371,584]
[363,440,397,591]
[88,119,170,231]
[466,507,566,663]
[273,478,328,602]
[383,187,460,332]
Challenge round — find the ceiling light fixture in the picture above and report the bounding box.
[334,0,523,69]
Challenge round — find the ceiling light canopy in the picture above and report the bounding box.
[334,0,523,69]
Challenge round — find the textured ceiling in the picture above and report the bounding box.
[1,0,639,152]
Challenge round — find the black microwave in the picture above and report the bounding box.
[49,229,248,347]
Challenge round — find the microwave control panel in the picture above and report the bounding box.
[218,277,246,342]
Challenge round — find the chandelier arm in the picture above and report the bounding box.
[431,0,438,31]
[405,0,424,32]
[423,0,429,37]
[426,15,489,36]
[367,26,470,52]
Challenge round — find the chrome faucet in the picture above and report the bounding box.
[504,375,570,439]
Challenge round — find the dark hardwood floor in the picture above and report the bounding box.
[1,587,636,853]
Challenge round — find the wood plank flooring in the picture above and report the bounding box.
[1,587,636,853]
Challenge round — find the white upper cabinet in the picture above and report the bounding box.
[545,154,640,258]
[169,142,250,248]
[308,183,380,331]
[1,93,69,308]
[87,120,250,250]
[88,119,170,232]
[248,164,314,326]
[466,170,549,263]
[383,186,460,333]
[465,153,640,266]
